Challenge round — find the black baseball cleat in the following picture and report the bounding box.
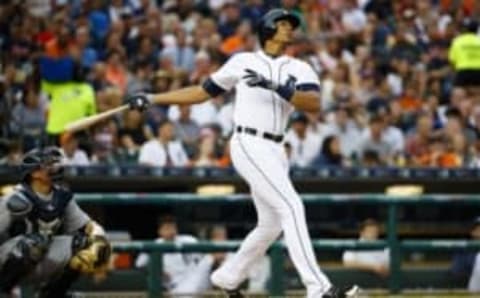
[322,285,360,298]
[222,288,245,298]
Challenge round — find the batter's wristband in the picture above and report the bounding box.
[276,84,295,102]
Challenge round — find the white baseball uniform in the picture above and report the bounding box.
[205,50,332,297]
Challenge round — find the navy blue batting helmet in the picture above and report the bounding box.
[257,9,300,46]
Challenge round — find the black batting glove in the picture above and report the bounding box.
[243,69,296,101]
[127,93,153,111]
[243,68,276,90]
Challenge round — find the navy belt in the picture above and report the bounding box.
[236,126,284,143]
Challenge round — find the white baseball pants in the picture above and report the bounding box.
[211,133,332,297]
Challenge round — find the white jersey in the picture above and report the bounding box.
[208,50,334,297]
[209,50,320,135]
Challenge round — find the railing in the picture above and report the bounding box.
[75,193,480,297]
[2,165,480,179]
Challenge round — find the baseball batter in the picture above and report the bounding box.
[128,9,358,298]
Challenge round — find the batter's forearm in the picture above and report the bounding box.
[150,86,211,106]
[290,91,321,113]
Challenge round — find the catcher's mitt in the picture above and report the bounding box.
[70,235,111,274]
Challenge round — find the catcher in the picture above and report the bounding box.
[0,147,110,298]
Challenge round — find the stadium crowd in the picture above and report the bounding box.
[1,0,480,168]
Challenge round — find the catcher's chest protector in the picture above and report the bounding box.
[7,184,73,238]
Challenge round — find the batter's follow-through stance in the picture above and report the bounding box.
[0,147,111,298]
[128,9,359,298]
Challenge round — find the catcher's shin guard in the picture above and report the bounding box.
[38,267,79,298]
[0,257,32,294]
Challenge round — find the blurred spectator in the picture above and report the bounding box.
[218,1,242,39]
[105,50,128,93]
[161,27,195,72]
[191,128,219,167]
[89,62,111,92]
[44,23,71,58]
[361,150,383,167]
[73,26,98,69]
[135,215,212,295]
[41,73,96,141]
[216,140,232,168]
[96,86,123,113]
[139,120,189,167]
[324,104,364,159]
[449,19,480,91]
[450,217,480,292]
[415,135,463,167]
[91,119,118,164]
[220,20,252,56]
[169,96,226,127]
[313,135,345,167]
[0,140,23,166]
[59,132,90,166]
[119,110,153,147]
[126,60,153,95]
[190,51,212,85]
[1,0,480,169]
[174,105,200,158]
[285,112,323,168]
[406,113,435,160]
[341,0,368,34]
[358,115,404,164]
[343,219,390,278]
[9,84,48,151]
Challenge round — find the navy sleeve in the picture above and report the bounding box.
[202,77,227,97]
[296,83,320,92]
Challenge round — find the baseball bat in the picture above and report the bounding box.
[64,104,129,132]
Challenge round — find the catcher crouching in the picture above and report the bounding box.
[0,147,111,298]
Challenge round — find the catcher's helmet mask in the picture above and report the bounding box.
[21,147,65,183]
[257,9,300,46]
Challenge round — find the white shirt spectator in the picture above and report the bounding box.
[343,246,390,268]
[136,235,209,293]
[318,49,355,72]
[26,0,51,17]
[138,140,189,167]
[342,7,367,33]
[60,149,90,166]
[169,101,219,127]
[383,126,405,153]
[320,78,335,111]
[284,129,324,168]
[387,73,403,97]
[359,126,405,157]
[324,121,364,158]
[217,101,234,137]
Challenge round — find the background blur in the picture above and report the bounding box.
[1,0,480,297]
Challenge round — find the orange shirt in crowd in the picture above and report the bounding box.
[220,35,245,56]
[398,95,422,112]
[415,151,462,167]
[216,155,231,168]
[436,152,462,167]
[441,0,475,15]
[44,38,72,58]
[105,66,127,93]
